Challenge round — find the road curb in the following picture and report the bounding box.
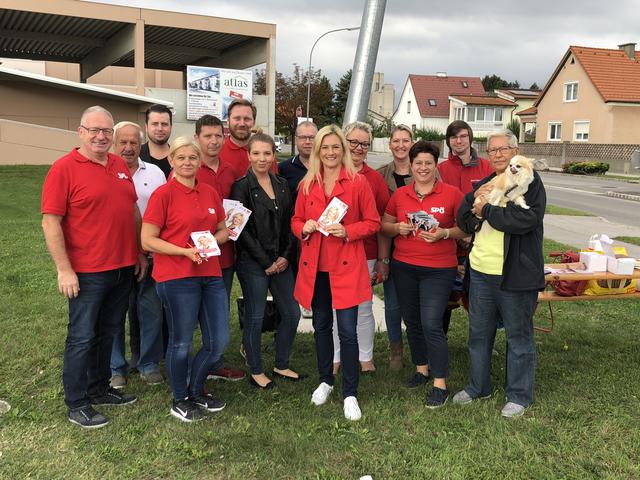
[605,191,640,202]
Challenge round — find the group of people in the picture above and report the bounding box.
[41,99,545,429]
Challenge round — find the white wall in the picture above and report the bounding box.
[391,79,421,127]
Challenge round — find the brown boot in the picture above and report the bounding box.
[389,341,403,371]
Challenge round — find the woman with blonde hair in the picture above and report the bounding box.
[292,125,380,421]
[142,136,230,422]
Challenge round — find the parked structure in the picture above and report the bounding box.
[533,43,640,144]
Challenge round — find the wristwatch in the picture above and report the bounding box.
[378,257,390,265]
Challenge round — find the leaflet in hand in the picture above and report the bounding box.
[190,230,220,257]
[317,197,348,236]
[223,199,251,241]
[407,211,439,236]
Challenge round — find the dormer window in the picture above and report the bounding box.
[461,81,469,88]
[428,99,437,106]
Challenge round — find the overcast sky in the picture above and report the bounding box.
[99,0,637,94]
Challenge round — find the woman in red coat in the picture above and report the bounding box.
[291,124,380,421]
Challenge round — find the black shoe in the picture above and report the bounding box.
[272,371,308,382]
[249,376,275,390]
[171,399,205,422]
[68,405,109,429]
[90,387,137,406]
[426,387,450,409]
[406,372,430,388]
[191,393,226,413]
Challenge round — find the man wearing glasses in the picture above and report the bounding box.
[438,120,493,193]
[278,120,318,205]
[42,106,144,428]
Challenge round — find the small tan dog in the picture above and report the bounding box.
[476,155,535,209]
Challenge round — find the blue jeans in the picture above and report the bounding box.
[236,255,300,374]
[465,268,537,406]
[156,276,229,400]
[111,259,163,376]
[392,260,456,378]
[383,274,403,343]
[63,267,133,409]
[312,272,359,398]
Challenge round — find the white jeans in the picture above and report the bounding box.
[333,259,376,363]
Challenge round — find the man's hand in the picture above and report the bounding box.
[274,256,289,273]
[135,253,149,282]
[58,269,80,299]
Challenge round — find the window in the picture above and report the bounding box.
[548,122,562,141]
[564,82,578,102]
[411,124,416,132]
[407,101,411,114]
[461,81,469,88]
[574,121,590,141]
[466,106,502,122]
[454,107,464,120]
[428,99,437,106]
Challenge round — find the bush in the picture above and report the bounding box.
[561,161,610,175]
[414,128,444,141]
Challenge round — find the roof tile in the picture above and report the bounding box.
[408,74,485,117]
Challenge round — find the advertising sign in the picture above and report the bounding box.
[186,66,253,121]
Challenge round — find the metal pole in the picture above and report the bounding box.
[306,27,360,119]
[343,0,387,125]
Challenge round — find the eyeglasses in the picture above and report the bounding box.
[487,146,514,157]
[296,135,316,142]
[346,139,370,150]
[80,125,114,136]
[450,133,469,141]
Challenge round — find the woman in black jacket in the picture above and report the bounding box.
[231,133,303,389]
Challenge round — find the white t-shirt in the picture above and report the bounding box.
[132,158,166,215]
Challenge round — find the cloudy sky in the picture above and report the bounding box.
[99,0,637,95]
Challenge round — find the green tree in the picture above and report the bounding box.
[529,82,541,90]
[506,118,520,139]
[481,74,520,92]
[330,69,352,125]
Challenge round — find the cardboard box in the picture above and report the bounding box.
[579,251,607,272]
[607,256,635,275]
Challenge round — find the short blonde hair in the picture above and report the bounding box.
[300,124,356,195]
[169,136,201,159]
[343,121,372,143]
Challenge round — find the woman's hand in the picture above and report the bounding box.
[274,256,289,273]
[302,219,319,236]
[472,195,488,217]
[396,221,415,237]
[374,260,389,282]
[184,247,205,264]
[419,227,445,243]
[325,223,347,238]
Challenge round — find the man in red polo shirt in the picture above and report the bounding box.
[41,106,144,429]
[193,114,246,382]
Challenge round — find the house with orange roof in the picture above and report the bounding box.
[533,43,640,144]
[448,94,518,137]
[392,73,484,133]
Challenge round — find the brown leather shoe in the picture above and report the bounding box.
[389,341,403,371]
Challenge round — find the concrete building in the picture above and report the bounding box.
[0,0,276,163]
[368,72,394,118]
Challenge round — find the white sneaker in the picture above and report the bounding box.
[501,401,526,418]
[343,396,362,421]
[311,382,333,406]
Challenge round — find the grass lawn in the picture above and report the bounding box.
[613,236,640,246]
[545,204,595,216]
[1,165,639,479]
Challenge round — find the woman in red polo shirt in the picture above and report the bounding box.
[141,136,230,423]
[292,124,380,421]
[382,140,466,408]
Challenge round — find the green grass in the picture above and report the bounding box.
[545,204,595,216]
[1,165,640,479]
[613,236,640,246]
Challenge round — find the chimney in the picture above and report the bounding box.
[618,43,636,59]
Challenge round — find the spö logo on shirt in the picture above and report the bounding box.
[117,172,129,180]
[208,208,216,215]
[430,206,445,214]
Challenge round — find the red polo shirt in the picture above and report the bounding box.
[143,178,224,282]
[385,180,463,268]
[221,138,278,180]
[41,148,138,273]
[437,152,493,194]
[359,163,390,260]
[196,159,236,269]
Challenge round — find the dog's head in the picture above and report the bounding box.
[508,155,534,183]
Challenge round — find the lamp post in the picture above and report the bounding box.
[306,26,360,120]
